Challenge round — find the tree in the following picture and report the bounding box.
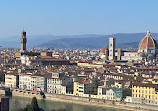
[23,104,30,111]
[11,97,44,111]
[91,79,99,95]
[51,109,67,111]
[28,97,43,111]
[0,72,5,82]
[11,108,24,111]
[122,88,132,98]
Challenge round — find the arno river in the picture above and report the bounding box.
[9,96,127,111]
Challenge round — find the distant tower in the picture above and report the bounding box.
[109,37,116,60]
[117,48,122,60]
[20,31,27,52]
[104,47,109,60]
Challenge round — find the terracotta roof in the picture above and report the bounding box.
[133,82,158,88]
[138,30,157,48]
[100,47,108,54]
[136,67,158,70]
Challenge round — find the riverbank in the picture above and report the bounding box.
[45,94,152,111]
[9,96,125,111]
[12,90,155,111]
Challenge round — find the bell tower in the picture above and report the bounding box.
[20,31,27,52]
[109,37,116,60]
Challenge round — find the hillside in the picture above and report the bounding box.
[1,33,158,49]
[39,33,158,49]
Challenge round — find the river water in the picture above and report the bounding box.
[9,96,127,111]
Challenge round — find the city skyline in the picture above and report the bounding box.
[2,1,158,111]
[1,0,158,38]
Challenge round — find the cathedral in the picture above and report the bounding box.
[138,30,158,61]
[100,30,158,62]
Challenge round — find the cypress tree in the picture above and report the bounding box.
[28,97,40,111]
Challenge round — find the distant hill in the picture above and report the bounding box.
[1,33,158,49]
[0,34,102,48]
[39,33,158,49]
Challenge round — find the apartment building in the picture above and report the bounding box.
[132,83,158,105]
[47,72,66,94]
[5,73,19,88]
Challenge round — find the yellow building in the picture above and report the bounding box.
[132,83,158,105]
[73,81,84,96]
[73,80,97,96]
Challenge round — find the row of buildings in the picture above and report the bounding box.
[4,66,123,101]
[2,30,158,109]
[5,69,73,95]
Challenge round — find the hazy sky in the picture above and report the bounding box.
[0,0,158,38]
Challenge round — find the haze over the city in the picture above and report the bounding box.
[1,0,158,38]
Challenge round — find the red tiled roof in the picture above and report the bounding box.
[100,47,108,54]
[139,31,157,48]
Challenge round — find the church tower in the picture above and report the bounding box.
[109,37,116,60]
[20,31,27,52]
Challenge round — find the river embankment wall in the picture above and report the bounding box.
[12,90,157,111]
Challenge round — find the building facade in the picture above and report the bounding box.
[5,73,19,89]
[132,83,158,105]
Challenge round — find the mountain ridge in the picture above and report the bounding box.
[39,33,158,49]
[1,33,158,49]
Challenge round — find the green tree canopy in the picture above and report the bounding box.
[122,88,132,98]
[28,97,43,111]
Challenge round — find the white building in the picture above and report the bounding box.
[19,73,47,92]
[30,74,47,92]
[124,96,132,103]
[5,73,19,88]
[19,74,31,90]
[106,89,114,100]
[47,72,66,94]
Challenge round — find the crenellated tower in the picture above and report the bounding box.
[20,31,27,52]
